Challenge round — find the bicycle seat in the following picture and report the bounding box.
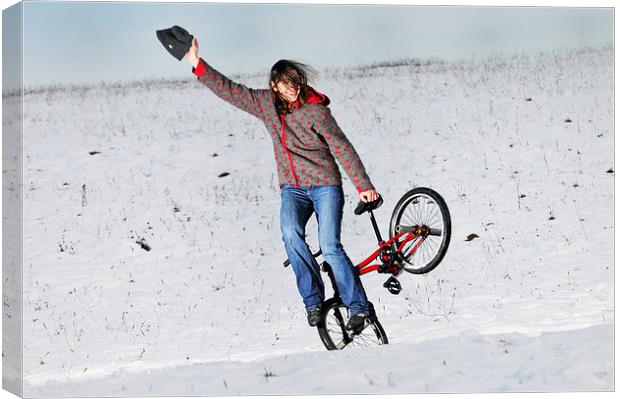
[354,195,383,215]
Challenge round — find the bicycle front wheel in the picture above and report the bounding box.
[389,187,451,274]
[317,299,388,350]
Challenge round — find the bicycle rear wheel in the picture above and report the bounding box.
[317,298,388,350]
[389,187,451,274]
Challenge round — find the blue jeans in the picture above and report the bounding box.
[280,184,369,314]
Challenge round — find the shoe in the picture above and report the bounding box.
[345,312,368,331]
[306,305,323,327]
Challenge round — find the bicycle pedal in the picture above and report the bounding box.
[383,276,402,295]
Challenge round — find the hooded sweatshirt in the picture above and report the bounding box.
[192,58,374,192]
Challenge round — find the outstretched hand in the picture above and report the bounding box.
[359,189,380,203]
[185,37,200,68]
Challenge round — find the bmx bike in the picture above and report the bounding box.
[283,187,451,350]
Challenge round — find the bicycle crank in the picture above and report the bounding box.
[383,276,402,295]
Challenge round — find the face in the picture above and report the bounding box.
[271,79,300,103]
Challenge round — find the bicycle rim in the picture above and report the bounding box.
[319,301,388,350]
[389,187,451,274]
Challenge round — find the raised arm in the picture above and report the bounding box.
[313,106,376,195]
[186,38,269,119]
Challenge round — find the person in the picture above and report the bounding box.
[185,38,380,330]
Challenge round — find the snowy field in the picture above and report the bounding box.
[3,46,614,395]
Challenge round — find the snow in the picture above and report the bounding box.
[23,324,615,395]
[4,46,614,395]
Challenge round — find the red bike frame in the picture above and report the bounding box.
[356,231,426,276]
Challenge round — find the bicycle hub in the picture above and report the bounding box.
[398,224,430,236]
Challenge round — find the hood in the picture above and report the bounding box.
[304,86,331,106]
[287,86,331,110]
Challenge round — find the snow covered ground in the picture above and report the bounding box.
[4,46,614,395]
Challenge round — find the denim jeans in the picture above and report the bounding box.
[280,184,370,315]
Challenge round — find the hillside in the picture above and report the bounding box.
[4,47,613,395]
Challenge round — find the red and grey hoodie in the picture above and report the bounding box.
[192,58,375,193]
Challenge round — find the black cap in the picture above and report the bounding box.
[156,25,194,61]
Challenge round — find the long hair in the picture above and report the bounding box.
[269,59,317,115]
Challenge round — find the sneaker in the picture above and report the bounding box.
[345,312,368,331]
[306,305,323,327]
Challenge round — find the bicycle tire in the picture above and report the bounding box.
[317,298,388,350]
[389,187,451,274]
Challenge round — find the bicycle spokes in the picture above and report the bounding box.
[389,188,451,274]
[395,232,425,255]
[395,215,445,267]
[325,307,352,349]
[346,321,387,349]
[320,301,388,350]
[335,308,351,343]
